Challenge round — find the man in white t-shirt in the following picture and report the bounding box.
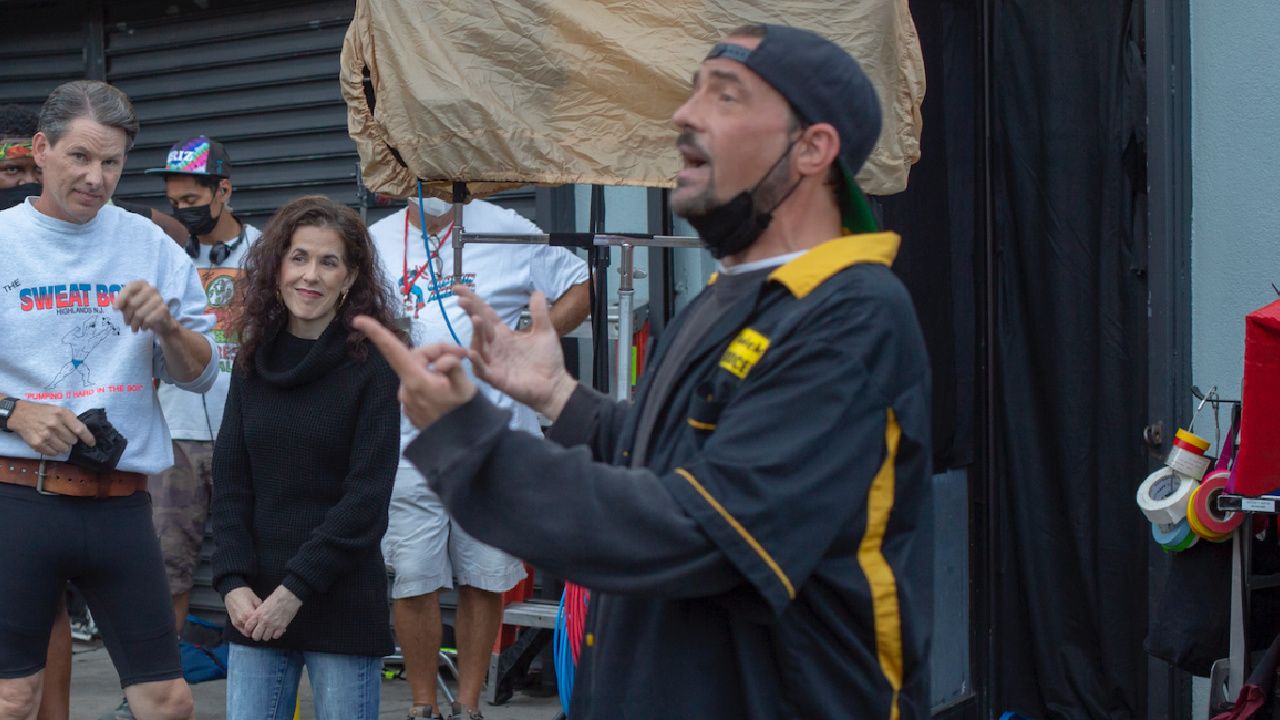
[370,196,589,720]
[0,81,214,720]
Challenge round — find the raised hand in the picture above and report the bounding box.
[454,286,577,421]
[352,316,476,430]
[113,280,179,336]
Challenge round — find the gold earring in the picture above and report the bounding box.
[338,290,348,307]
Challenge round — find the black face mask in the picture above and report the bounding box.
[685,142,800,260]
[0,183,42,212]
[174,203,221,236]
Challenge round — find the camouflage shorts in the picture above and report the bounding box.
[149,440,214,596]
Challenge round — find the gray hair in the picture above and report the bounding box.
[38,81,139,150]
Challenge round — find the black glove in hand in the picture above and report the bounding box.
[68,408,127,472]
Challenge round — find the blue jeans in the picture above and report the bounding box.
[226,643,381,720]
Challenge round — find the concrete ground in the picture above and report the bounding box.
[66,642,562,720]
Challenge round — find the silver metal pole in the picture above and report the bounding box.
[615,244,635,401]
[595,234,702,249]
[451,203,465,277]
[452,232,702,250]
[457,234,551,246]
[1229,527,1245,697]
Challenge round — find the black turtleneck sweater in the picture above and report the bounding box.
[211,320,400,657]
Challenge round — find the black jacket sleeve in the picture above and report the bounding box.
[407,394,742,598]
[280,356,401,602]
[546,383,631,462]
[211,372,256,596]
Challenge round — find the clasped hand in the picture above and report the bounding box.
[225,585,302,642]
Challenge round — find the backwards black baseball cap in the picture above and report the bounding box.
[145,135,232,178]
[705,25,882,234]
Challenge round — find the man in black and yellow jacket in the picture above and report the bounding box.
[359,23,932,720]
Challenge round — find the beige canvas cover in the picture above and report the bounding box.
[341,1,924,200]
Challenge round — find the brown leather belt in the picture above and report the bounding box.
[0,457,146,498]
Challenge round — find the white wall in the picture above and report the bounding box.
[1190,0,1280,402]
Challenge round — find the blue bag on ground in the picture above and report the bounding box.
[179,614,229,683]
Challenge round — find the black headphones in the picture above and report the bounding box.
[186,222,246,265]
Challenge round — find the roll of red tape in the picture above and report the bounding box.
[1186,485,1230,542]
[1194,471,1244,538]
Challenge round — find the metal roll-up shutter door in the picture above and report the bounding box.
[0,1,85,115]
[107,0,535,227]
[107,0,359,229]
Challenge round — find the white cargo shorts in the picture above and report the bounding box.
[382,464,527,599]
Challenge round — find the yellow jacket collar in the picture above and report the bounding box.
[768,232,901,299]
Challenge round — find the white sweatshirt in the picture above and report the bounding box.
[0,199,217,473]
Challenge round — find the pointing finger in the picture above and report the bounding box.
[354,316,422,380]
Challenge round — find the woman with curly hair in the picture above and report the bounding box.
[211,195,404,719]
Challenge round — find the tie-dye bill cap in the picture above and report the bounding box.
[144,135,232,178]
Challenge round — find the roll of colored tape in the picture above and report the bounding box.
[1167,446,1212,480]
[1136,467,1197,525]
[1185,485,1222,541]
[1175,429,1211,453]
[1152,519,1198,552]
[1196,471,1245,537]
[1172,436,1208,454]
[1170,530,1199,552]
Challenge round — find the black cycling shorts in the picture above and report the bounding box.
[0,482,181,687]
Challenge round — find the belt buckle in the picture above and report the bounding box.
[35,459,57,496]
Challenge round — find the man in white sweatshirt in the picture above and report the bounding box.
[0,81,216,720]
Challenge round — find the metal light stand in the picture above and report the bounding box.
[1215,487,1280,702]
[450,228,701,401]
[615,243,635,400]
[450,182,468,276]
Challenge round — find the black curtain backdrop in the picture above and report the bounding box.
[880,0,978,473]
[990,1,1150,718]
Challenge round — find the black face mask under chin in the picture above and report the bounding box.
[686,142,800,260]
[175,203,221,236]
[0,183,42,212]
[687,192,769,260]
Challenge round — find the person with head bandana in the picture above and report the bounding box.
[357,24,934,720]
[0,104,185,246]
[0,104,42,202]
